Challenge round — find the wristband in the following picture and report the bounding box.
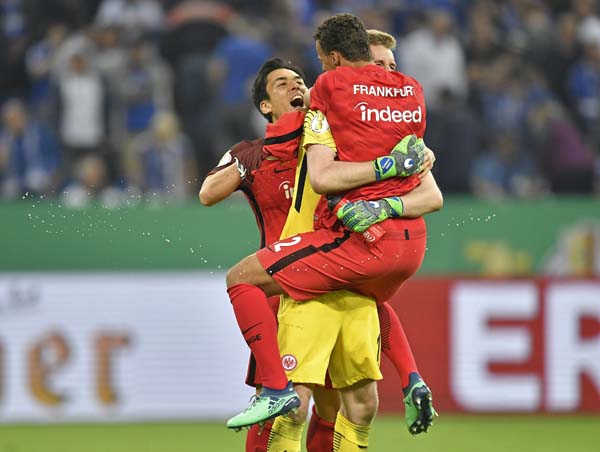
[373,156,397,181]
[383,196,404,218]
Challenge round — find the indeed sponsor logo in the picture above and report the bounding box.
[353,102,422,123]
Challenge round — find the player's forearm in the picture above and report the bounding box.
[307,144,376,194]
[400,172,443,218]
[199,164,241,206]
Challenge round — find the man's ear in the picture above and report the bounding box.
[331,51,341,67]
[260,99,272,116]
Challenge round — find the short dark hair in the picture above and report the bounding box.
[252,58,305,122]
[313,13,370,62]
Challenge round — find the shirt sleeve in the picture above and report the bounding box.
[302,109,337,152]
[207,140,263,188]
[309,71,334,114]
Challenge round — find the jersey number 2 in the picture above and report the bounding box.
[273,236,301,252]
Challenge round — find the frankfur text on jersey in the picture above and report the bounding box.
[352,84,415,97]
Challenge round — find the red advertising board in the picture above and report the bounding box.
[378,278,600,413]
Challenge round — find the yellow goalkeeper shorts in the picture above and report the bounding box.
[277,290,382,389]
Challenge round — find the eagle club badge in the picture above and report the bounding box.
[281,354,297,371]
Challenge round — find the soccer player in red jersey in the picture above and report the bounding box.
[225,15,440,446]
[201,59,325,452]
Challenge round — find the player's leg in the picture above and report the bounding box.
[244,358,269,451]
[244,293,283,450]
[327,295,381,451]
[227,256,285,389]
[226,254,299,430]
[307,385,339,452]
[378,301,419,388]
[267,384,312,452]
[268,295,343,450]
[334,380,378,451]
[376,301,436,434]
[246,421,272,452]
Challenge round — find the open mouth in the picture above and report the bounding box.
[290,94,304,108]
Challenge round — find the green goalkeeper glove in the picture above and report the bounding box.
[373,135,425,181]
[336,196,404,233]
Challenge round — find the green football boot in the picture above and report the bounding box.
[403,372,437,435]
[227,381,300,431]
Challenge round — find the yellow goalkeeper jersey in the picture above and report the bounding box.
[280,110,336,238]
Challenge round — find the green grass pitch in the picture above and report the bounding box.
[0,415,598,452]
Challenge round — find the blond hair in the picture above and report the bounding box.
[367,29,396,50]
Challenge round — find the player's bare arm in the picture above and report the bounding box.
[334,172,443,234]
[306,143,435,194]
[399,172,443,217]
[199,162,242,206]
[419,146,435,179]
[306,143,378,194]
[303,111,425,194]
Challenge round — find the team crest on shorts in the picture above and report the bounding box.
[281,354,297,371]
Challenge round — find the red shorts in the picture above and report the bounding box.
[256,218,427,304]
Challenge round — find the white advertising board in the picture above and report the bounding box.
[0,272,252,423]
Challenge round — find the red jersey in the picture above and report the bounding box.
[309,64,426,228]
[208,112,303,247]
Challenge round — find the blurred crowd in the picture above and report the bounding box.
[1,0,600,206]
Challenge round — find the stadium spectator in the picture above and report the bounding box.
[52,51,114,182]
[90,25,128,149]
[399,8,467,108]
[539,13,582,110]
[95,0,164,34]
[161,1,234,178]
[119,37,172,143]
[128,110,195,200]
[567,15,600,150]
[0,0,29,103]
[92,25,128,89]
[208,16,272,164]
[470,127,545,199]
[0,98,61,198]
[60,153,124,208]
[25,22,68,122]
[476,54,531,144]
[528,96,595,193]
[426,88,481,193]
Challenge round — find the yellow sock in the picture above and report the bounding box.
[333,412,370,451]
[267,415,303,452]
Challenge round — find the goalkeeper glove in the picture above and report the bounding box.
[336,196,404,233]
[373,135,425,181]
